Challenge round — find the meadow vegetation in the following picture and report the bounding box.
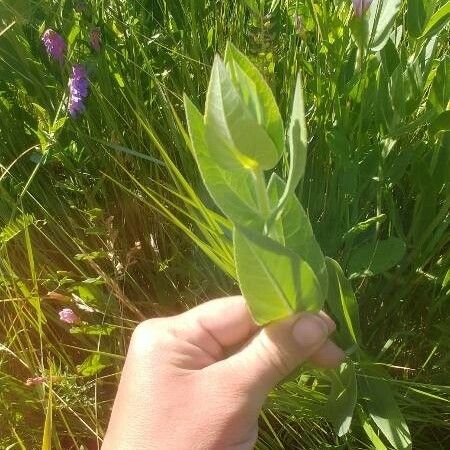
[0,0,449,448]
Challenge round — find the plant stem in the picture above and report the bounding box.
[253,168,271,219]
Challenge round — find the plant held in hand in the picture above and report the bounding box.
[184,43,328,325]
[184,45,412,446]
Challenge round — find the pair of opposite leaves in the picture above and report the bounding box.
[184,43,327,325]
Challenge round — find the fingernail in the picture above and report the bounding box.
[318,311,336,333]
[292,314,328,348]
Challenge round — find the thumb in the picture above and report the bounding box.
[219,313,330,398]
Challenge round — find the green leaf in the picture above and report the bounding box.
[73,284,113,314]
[184,94,263,228]
[407,0,427,38]
[361,369,412,449]
[430,56,450,111]
[285,72,308,195]
[267,72,309,225]
[77,353,110,376]
[32,103,50,129]
[348,237,406,277]
[52,117,67,133]
[430,110,450,134]
[369,0,402,51]
[234,226,323,325]
[204,56,281,171]
[267,173,328,299]
[358,407,389,450]
[421,1,450,38]
[386,146,417,184]
[326,361,357,437]
[67,21,80,47]
[0,214,35,244]
[106,142,164,166]
[224,43,285,156]
[351,0,402,52]
[325,258,361,348]
[343,214,387,240]
[380,39,400,77]
[70,324,116,336]
[114,72,125,87]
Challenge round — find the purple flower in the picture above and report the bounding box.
[90,28,102,52]
[68,65,89,118]
[58,307,81,324]
[25,376,46,386]
[352,0,373,17]
[42,29,66,63]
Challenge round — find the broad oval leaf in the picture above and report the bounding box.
[184,94,264,228]
[225,43,285,156]
[348,237,406,278]
[267,173,328,299]
[234,226,323,325]
[204,56,281,171]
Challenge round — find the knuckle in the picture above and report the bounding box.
[257,332,292,379]
[130,318,170,353]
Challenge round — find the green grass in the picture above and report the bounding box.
[0,0,449,448]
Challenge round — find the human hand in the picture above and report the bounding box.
[102,296,345,450]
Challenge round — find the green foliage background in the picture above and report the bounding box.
[0,0,449,448]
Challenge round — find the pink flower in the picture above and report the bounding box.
[352,0,373,17]
[90,28,102,52]
[25,376,46,386]
[41,29,66,63]
[58,308,81,324]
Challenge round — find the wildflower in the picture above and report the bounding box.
[352,0,373,17]
[90,28,102,52]
[41,29,66,63]
[25,376,46,386]
[58,307,81,324]
[68,64,89,118]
